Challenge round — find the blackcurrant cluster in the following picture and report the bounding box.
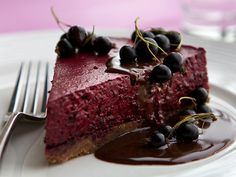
[149,52,184,84]
[120,28,181,63]
[149,87,214,147]
[179,87,212,115]
[55,26,113,58]
[119,22,183,84]
[150,121,199,148]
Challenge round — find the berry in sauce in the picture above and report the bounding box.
[150,131,166,148]
[159,125,173,137]
[175,122,199,142]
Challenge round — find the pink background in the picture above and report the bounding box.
[0,0,181,34]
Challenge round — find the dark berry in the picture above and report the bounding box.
[150,131,166,148]
[180,109,196,116]
[159,125,172,137]
[67,26,87,47]
[150,64,172,83]
[60,33,68,40]
[166,31,182,49]
[93,36,113,55]
[175,123,199,142]
[163,52,183,73]
[80,32,95,52]
[131,30,144,42]
[135,37,158,61]
[119,45,137,63]
[192,87,209,105]
[150,27,166,35]
[179,109,196,123]
[142,31,155,39]
[154,34,170,53]
[197,104,212,113]
[55,38,76,58]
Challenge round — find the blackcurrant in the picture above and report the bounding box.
[150,64,172,83]
[154,34,170,53]
[159,125,172,137]
[150,27,166,35]
[197,104,212,113]
[80,32,95,52]
[93,36,113,55]
[142,31,155,39]
[163,52,183,73]
[60,32,68,40]
[55,38,76,58]
[165,31,182,50]
[150,131,166,148]
[175,122,199,142]
[181,109,196,116]
[191,87,209,105]
[67,26,87,47]
[131,30,144,42]
[135,37,158,61]
[119,45,137,63]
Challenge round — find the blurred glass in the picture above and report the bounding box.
[181,0,236,41]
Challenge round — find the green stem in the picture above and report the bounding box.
[82,25,95,46]
[178,96,197,107]
[135,18,166,62]
[51,7,71,32]
[167,113,217,139]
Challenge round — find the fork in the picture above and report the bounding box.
[0,61,49,159]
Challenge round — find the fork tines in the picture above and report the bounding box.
[7,61,49,118]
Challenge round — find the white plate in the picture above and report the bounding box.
[0,30,236,177]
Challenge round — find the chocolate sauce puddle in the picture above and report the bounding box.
[95,109,236,165]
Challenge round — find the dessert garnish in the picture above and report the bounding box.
[119,45,137,63]
[149,87,216,145]
[107,18,217,148]
[165,31,182,50]
[51,7,113,58]
[93,36,113,55]
[191,87,209,105]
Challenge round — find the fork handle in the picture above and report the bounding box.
[0,113,21,159]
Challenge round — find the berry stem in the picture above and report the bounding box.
[51,7,71,32]
[135,18,161,63]
[82,25,95,46]
[167,113,217,139]
[178,96,197,107]
[135,18,168,57]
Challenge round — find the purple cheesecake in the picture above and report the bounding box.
[45,37,208,164]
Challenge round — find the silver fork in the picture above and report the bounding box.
[0,62,49,159]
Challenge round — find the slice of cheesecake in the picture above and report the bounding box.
[45,37,208,164]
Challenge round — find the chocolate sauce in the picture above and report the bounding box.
[95,109,236,165]
[106,55,161,84]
